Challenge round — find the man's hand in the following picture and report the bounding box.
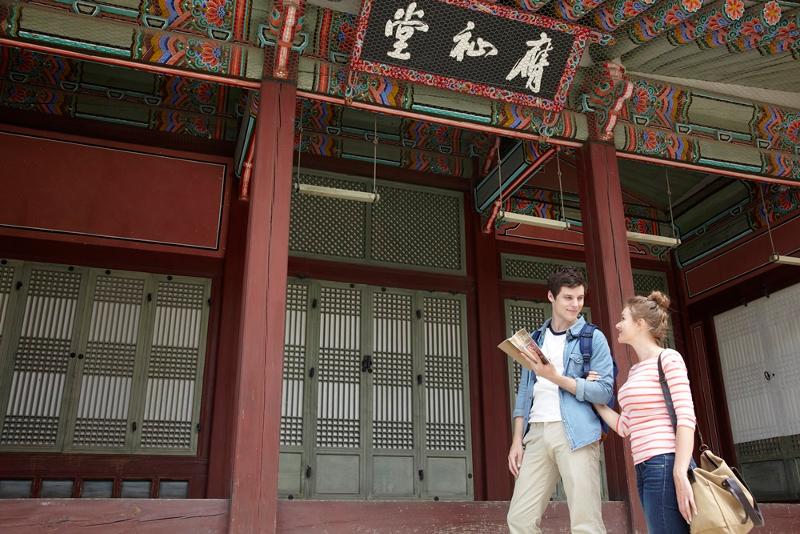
[508,440,524,478]
[519,350,557,381]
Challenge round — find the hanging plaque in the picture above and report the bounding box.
[350,0,609,112]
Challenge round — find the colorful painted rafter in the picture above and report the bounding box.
[617,124,800,182]
[592,0,660,33]
[554,0,605,21]
[696,1,782,50]
[0,47,240,139]
[593,0,709,60]
[620,76,800,155]
[668,0,746,45]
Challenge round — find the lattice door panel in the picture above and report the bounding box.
[0,262,19,353]
[715,303,776,444]
[763,283,800,438]
[370,289,415,498]
[279,281,310,498]
[137,278,209,454]
[67,273,148,451]
[313,284,364,497]
[504,300,548,412]
[0,265,85,449]
[420,294,472,499]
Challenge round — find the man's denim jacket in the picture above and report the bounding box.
[512,315,615,451]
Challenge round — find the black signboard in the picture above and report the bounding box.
[350,0,608,112]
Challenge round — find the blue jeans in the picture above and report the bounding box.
[635,453,690,534]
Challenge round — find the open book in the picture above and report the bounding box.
[497,328,549,370]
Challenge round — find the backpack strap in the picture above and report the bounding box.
[579,323,596,378]
[528,329,541,385]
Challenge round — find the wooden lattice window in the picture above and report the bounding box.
[0,261,211,455]
[278,280,473,501]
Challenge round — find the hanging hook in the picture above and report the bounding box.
[496,139,505,220]
[665,167,678,241]
[758,183,778,259]
[372,115,380,201]
[294,99,304,193]
[555,146,567,226]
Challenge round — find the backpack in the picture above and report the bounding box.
[532,323,618,434]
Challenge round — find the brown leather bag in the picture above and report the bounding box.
[658,355,765,534]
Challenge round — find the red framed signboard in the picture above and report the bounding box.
[350,0,610,112]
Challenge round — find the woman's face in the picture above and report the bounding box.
[616,307,640,345]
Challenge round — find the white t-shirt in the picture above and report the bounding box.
[528,327,567,423]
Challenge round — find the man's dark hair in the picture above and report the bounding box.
[547,266,587,297]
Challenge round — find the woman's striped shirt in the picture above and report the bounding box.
[616,349,697,465]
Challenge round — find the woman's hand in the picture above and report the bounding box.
[585,370,600,381]
[674,470,697,524]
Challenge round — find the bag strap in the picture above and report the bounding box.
[657,353,708,449]
[579,323,596,377]
[723,476,765,526]
[657,353,678,431]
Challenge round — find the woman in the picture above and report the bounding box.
[589,291,697,533]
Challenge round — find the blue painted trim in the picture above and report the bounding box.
[74,112,149,128]
[18,31,129,57]
[340,126,401,143]
[675,228,754,268]
[696,157,762,173]
[342,154,401,167]
[681,198,751,239]
[475,168,526,212]
[411,104,491,124]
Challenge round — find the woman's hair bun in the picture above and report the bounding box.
[648,290,670,311]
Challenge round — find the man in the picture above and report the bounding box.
[507,266,615,534]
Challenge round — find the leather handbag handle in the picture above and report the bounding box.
[723,477,765,526]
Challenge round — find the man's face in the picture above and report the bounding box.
[548,285,585,324]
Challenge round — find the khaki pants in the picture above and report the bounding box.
[507,422,606,534]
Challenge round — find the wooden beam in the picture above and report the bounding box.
[576,141,646,533]
[0,499,228,533]
[4,499,800,533]
[276,501,630,533]
[227,80,296,533]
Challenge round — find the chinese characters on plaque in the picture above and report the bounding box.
[386,3,545,92]
[450,21,498,63]
[505,33,553,93]
[385,3,429,60]
[351,0,603,112]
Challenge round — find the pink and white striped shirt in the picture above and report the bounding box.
[616,349,696,465]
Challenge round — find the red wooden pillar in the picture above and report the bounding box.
[472,219,513,499]
[227,80,296,533]
[576,142,646,533]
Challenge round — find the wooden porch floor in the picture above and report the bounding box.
[0,499,798,533]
